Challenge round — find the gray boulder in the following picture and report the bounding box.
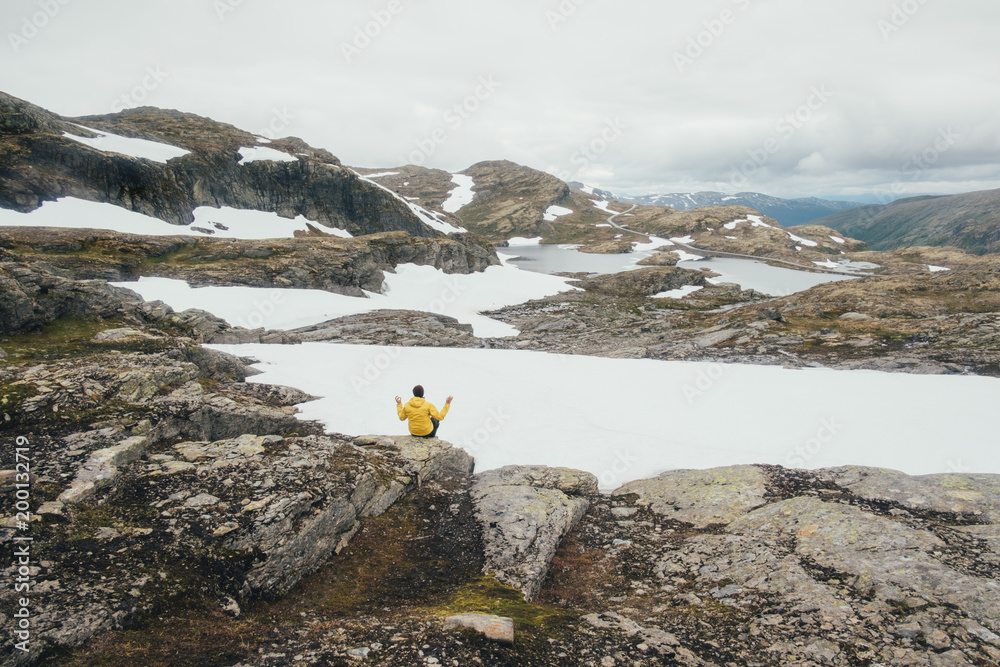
[472,465,596,600]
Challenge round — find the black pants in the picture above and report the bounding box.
[417,418,440,439]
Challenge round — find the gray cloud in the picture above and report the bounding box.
[2,0,997,199]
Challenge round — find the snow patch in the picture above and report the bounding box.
[673,249,706,262]
[787,232,819,247]
[670,236,695,244]
[748,215,773,228]
[928,265,951,273]
[63,124,190,163]
[654,285,704,299]
[830,236,846,245]
[544,205,574,222]
[0,197,347,240]
[442,174,476,213]
[633,237,675,252]
[507,237,543,246]
[238,146,298,164]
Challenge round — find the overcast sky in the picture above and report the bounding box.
[2,0,999,200]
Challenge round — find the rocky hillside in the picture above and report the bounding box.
[597,190,864,226]
[0,91,448,238]
[0,227,497,297]
[483,246,1000,375]
[354,161,628,244]
[814,188,1000,255]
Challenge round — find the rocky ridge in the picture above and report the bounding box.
[0,91,445,238]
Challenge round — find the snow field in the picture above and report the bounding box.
[206,343,1000,490]
[112,259,577,338]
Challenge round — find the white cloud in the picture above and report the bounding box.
[1,0,998,199]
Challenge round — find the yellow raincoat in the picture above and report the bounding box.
[397,397,450,436]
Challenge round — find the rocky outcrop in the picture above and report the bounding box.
[0,430,472,664]
[577,266,709,298]
[455,161,571,241]
[0,227,499,298]
[565,465,1000,667]
[471,465,597,600]
[578,240,635,255]
[614,465,768,528]
[291,310,476,347]
[817,465,1000,524]
[443,613,515,644]
[0,249,306,344]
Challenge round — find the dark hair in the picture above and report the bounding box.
[412,385,424,397]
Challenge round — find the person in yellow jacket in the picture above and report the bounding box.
[395,385,453,438]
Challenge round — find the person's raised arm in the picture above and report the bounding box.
[431,395,454,420]
[396,396,407,421]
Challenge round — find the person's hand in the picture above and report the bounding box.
[395,396,402,404]
[446,396,453,404]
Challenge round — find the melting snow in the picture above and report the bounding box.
[788,232,819,247]
[238,146,298,164]
[203,344,1000,488]
[654,285,704,299]
[929,265,951,273]
[673,249,706,262]
[112,258,576,338]
[507,237,543,246]
[830,236,846,244]
[352,170,467,234]
[442,174,476,213]
[544,205,574,222]
[63,124,190,163]
[0,197,347,240]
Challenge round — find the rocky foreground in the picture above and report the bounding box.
[0,253,998,666]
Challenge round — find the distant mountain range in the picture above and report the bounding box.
[811,188,1000,255]
[570,187,865,227]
